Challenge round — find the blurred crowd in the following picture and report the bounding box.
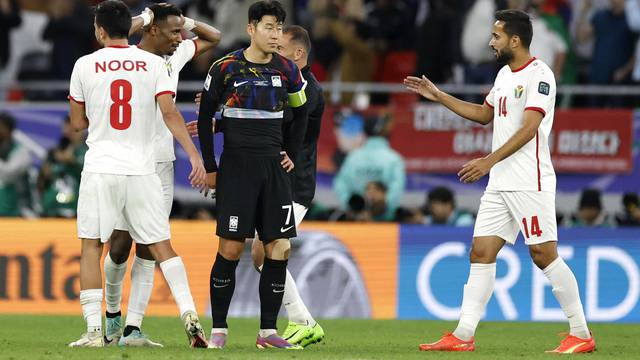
[1,110,638,228]
[1,0,640,105]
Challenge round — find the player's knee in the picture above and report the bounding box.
[266,239,290,261]
[135,244,154,261]
[108,230,133,264]
[469,244,497,263]
[218,238,244,260]
[529,244,557,270]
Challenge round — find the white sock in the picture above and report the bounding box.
[453,263,496,341]
[104,254,127,314]
[259,329,277,338]
[80,289,103,333]
[257,264,315,326]
[125,256,155,328]
[543,257,590,339]
[159,256,196,317]
[211,328,228,335]
[282,269,316,326]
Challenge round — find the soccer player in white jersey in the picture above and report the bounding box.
[101,3,221,348]
[404,10,595,354]
[67,0,207,348]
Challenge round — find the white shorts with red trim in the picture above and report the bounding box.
[473,190,557,245]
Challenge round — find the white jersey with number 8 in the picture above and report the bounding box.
[484,57,556,192]
[69,45,175,175]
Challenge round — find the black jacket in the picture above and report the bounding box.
[283,66,325,207]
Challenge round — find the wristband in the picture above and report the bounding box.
[139,9,152,27]
[183,17,196,31]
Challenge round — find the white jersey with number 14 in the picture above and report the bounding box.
[69,45,174,176]
[484,57,557,192]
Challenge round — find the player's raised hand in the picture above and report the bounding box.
[188,156,206,188]
[404,75,441,102]
[142,7,154,29]
[458,157,494,184]
[280,151,294,172]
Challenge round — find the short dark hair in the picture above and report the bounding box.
[95,0,132,39]
[579,188,602,210]
[0,112,16,132]
[149,3,182,25]
[428,187,454,205]
[368,181,388,193]
[622,192,639,208]
[495,10,532,49]
[248,1,286,25]
[284,25,311,53]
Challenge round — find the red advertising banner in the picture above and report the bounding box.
[317,105,633,174]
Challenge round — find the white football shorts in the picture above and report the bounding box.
[77,171,170,245]
[473,190,558,245]
[113,161,174,235]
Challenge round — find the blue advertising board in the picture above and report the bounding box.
[398,226,640,322]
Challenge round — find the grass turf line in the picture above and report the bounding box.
[0,315,637,359]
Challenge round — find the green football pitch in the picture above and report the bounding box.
[1,315,638,359]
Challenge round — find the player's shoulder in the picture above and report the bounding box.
[209,49,242,73]
[530,58,554,76]
[274,53,298,72]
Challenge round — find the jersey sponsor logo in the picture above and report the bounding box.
[271,75,282,87]
[229,216,238,232]
[233,80,248,87]
[514,85,524,99]
[253,80,269,86]
[204,74,212,91]
[538,82,550,95]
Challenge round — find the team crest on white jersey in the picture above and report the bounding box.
[514,85,524,99]
[271,75,282,87]
[165,61,173,77]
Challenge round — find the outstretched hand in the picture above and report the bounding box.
[403,75,441,102]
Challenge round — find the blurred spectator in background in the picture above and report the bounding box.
[615,192,640,226]
[0,112,31,217]
[42,0,93,80]
[37,116,87,217]
[365,0,413,53]
[334,113,405,217]
[323,15,376,105]
[528,0,574,83]
[414,0,458,84]
[421,186,474,226]
[576,0,636,95]
[626,0,640,82]
[460,0,499,89]
[0,0,21,71]
[361,180,392,221]
[568,188,612,227]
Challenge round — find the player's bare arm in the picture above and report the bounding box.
[68,99,88,130]
[186,17,222,57]
[157,94,206,188]
[458,109,543,183]
[404,75,494,125]
[129,7,153,35]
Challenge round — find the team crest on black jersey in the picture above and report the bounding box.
[271,75,282,87]
[514,85,524,99]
